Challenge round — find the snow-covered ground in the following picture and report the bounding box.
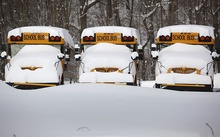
[0,80,220,137]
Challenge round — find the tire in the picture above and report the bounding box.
[155,83,161,88]
[205,84,213,92]
[60,75,64,85]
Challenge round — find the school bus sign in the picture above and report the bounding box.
[81,32,137,45]
[157,32,214,45]
[8,32,64,44]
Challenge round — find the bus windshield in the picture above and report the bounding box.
[10,44,25,57]
[10,44,62,57]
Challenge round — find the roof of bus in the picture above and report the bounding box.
[8,26,74,46]
[157,25,215,38]
[81,26,141,44]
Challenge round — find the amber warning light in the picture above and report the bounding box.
[159,35,172,41]
[10,35,23,41]
[49,35,61,42]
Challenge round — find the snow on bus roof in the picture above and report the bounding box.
[8,26,74,46]
[81,26,140,44]
[157,25,215,38]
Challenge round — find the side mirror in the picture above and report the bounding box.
[151,43,157,51]
[1,51,7,59]
[75,54,81,61]
[211,51,220,61]
[65,48,71,61]
[74,44,80,54]
[137,44,143,60]
[131,52,139,60]
[57,53,65,60]
[7,55,11,62]
[151,51,159,59]
[65,54,70,61]
[151,44,159,59]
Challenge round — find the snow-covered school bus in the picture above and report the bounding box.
[151,25,217,91]
[2,26,74,88]
[75,26,141,85]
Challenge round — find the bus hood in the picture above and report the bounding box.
[81,43,135,73]
[5,45,63,83]
[158,43,212,69]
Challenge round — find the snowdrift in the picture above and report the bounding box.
[0,80,220,137]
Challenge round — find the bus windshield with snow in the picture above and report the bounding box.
[75,26,142,85]
[1,26,74,88]
[151,25,218,91]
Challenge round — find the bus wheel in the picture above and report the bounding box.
[205,85,213,92]
[127,82,134,86]
[61,75,64,85]
[155,83,161,88]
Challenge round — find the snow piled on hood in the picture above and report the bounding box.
[5,45,62,83]
[81,43,134,73]
[158,43,212,70]
[10,45,60,66]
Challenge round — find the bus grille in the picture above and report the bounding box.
[168,67,200,74]
[91,67,122,73]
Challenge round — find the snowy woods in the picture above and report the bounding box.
[0,0,220,81]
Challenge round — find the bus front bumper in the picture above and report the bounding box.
[155,73,212,88]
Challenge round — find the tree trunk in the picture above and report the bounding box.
[168,0,178,25]
[112,0,121,26]
[106,0,112,25]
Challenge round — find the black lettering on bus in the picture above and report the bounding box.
[187,35,194,40]
[38,35,45,40]
[97,36,101,41]
[97,36,117,41]
[24,35,37,40]
[173,35,185,40]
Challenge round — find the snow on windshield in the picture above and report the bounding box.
[10,45,60,66]
[81,43,134,72]
[5,45,62,83]
[158,43,212,69]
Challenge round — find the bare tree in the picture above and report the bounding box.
[79,0,101,33]
[112,0,121,26]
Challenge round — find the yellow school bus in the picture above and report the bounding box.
[76,26,142,85]
[151,25,216,91]
[4,26,74,88]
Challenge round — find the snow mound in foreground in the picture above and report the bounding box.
[0,81,220,137]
